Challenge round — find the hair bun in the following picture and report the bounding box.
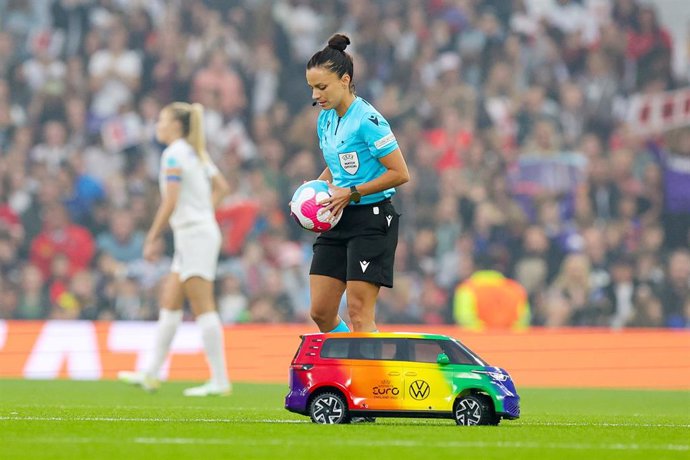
[328,34,350,52]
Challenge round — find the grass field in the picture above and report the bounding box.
[0,380,688,460]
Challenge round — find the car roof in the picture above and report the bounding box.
[301,332,453,341]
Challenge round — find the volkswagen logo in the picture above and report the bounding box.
[408,380,430,400]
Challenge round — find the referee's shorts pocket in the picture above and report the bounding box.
[370,201,399,234]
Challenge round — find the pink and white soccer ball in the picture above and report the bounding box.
[290,180,341,233]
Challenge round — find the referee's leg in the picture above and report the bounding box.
[309,275,346,332]
[310,240,348,332]
[346,281,380,332]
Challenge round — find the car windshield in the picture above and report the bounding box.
[445,338,489,366]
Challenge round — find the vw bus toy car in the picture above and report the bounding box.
[285,332,520,425]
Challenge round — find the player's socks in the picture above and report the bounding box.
[145,308,182,378]
[328,318,351,333]
[196,311,230,389]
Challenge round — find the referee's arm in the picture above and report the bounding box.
[355,148,409,197]
[317,167,333,182]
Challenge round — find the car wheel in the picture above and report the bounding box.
[476,394,501,425]
[309,392,349,424]
[454,394,497,426]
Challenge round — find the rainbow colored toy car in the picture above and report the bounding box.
[285,332,520,425]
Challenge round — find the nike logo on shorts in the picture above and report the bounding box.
[386,215,392,227]
[359,260,370,273]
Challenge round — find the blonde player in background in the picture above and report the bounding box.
[118,102,231,396]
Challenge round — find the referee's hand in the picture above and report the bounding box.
[320,181,348,223]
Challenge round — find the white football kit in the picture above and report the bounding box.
[159,139,221,281]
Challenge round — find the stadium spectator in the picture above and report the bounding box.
[0,32,17,80]
[625,4,673,90]
[67,269,103,320]
[29,204,95,279]
[578,50,619,140]
[217,273,250,324]
[0,279,19,319]
[29,120,70,173]
[545,252,610,327]
[657,249,690,328]
[0,179,23,244]
[47,253,78,320]
[0,231,20,280]
[113,276,148,321]
[96,208,145,263]
[377,274,422,325]
[603,254,638,329]
[453,255,530,331]
[647,128,690,249]
[191,48,246,118]
[88,23,141,123]
[58,161,106,226]
[627,282,664,328]
[419,274,450,324]
[20,30,67,123]
[15,263,49,319]
[248,294,284,323]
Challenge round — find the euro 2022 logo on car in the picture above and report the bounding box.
[408,380,430,400]
[372,379,400,399]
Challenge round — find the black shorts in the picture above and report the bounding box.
[310,199,400,288]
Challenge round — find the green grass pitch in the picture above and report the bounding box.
[1,380,688,459]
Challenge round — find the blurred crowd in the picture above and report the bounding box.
[0,0,689,329]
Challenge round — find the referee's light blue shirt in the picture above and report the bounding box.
[316,97,399,205]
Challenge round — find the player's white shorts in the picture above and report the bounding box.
[171,222,221,281]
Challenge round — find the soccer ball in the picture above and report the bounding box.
[290,180,341,233]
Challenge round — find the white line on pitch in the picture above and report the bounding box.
[4,436,689,452]
[134,438,690,451]
[5,404,282,411]
[1,416,689,428]
[0,416,305,424]
[521,421,690,428]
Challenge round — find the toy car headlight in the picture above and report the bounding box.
[472,370,508,382]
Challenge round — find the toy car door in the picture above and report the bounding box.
[347,338,405,411]
[402,339,455,412]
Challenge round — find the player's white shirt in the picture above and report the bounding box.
[159,138,216,231]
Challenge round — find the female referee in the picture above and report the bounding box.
[306,34,410,333]
[118,102,231,396]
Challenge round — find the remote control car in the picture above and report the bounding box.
[285,332,520,425]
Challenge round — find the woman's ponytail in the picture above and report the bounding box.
[188,103,209,162]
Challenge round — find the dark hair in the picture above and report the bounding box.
[307,34,354,91]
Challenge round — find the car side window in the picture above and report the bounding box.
[321,339,350,359]
[358,339,402,360]
[321,338,406,360]
[321,338,487,364]
[409,340,445,363]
